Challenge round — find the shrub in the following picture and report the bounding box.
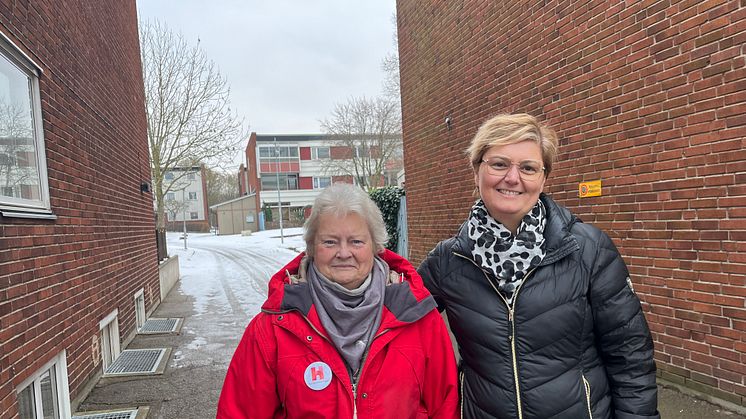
[369,186,405,251]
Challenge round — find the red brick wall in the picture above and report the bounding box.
[398,0,746,406]
[246,133,261,215]
[0,1,157,416]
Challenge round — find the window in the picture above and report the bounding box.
[134,289,146,330]
[354,145,370,158]
[311,146,330,160]
[188,192,197,200]
[187,172,195,180]
[313,177,331,189]
[260,174,299,191]
[99,310,120,371]
[259,146,298,159]
[0,35,52,217]
[16,351,72,419]
[190,211,198,220]
[164,172,174,180]
[165,192,175,201]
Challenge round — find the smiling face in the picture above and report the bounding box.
[313,212,375,290]
[475,140,546,233]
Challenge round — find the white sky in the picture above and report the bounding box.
[136,0,398,140]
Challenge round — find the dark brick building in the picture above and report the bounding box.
[0,1,158,417]
[398,0,746,408]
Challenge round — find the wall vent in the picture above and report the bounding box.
[138,318,182,334]
[103,349,167,376]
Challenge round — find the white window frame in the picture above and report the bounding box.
[99,309,121,371]
[15,351,72,419]
[0,32,54,219]
[134,288,146,330]
[311,146,330,160]
[313,176,331,189]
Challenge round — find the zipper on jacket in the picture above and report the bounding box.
[352,381,358,419]
[453,252,537,419]
[459,370,465,419]
[582,374,592,418]
[349,328,390,418]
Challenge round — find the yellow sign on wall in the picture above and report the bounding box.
[579,180,602,198]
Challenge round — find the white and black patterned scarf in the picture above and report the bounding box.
[467,199,547,305]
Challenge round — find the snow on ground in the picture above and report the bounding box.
[163,227,308,369]
[165,227,306,315]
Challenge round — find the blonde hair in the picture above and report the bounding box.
[466,113,559,176]
[303,183,388,257]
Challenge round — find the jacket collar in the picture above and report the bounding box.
[453,194,580,265]
[262,249,436,326]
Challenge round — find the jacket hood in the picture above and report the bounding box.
[262,249,436,325]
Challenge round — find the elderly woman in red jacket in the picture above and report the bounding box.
[217,183,458,419]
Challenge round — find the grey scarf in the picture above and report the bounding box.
[307,257,387,375]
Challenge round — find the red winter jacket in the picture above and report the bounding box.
[217,249,459,419]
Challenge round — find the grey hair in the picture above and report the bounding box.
[303,183,389,257]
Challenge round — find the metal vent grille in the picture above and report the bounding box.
[73,410,137,419]
[139,318,181,334]
[104,349,166,375]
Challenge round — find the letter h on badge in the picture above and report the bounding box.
[304,361,333,391]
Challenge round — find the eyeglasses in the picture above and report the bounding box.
[481,156,545,181]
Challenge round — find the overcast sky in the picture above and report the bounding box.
[136,0,398,139]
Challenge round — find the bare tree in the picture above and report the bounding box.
[0,101,35,197]
[381,13,400,103]
[319,96,402,191]
[204,167,239,207]
[140,19,247,229]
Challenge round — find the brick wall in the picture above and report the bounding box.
[398,0,746,406]
[0,1,157,417]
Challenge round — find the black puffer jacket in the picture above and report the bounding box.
[418,194,659,419]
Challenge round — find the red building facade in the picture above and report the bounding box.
[398,0,746,408]
[0,1,157,417]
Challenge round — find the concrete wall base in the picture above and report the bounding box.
[159,255,180,300]
[658,377,746,416]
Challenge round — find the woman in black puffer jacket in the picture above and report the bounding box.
[418,113,659,419]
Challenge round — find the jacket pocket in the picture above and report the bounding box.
[582,373,592,419]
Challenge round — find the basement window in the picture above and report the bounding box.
[16,351,72,419]
[0,31,54,219]
[99,310,121,371]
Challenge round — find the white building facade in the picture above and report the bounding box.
[163,165,210,231]
[252,134,402,225]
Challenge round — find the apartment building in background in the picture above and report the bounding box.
[238,132,402,228]
[162,165,210,232]
[0,2,160,417]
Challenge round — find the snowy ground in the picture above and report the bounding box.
[166,227,305,313]
[164,228,306,367]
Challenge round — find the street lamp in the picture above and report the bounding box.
[274,137,284,243]
[182,188,188,250]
